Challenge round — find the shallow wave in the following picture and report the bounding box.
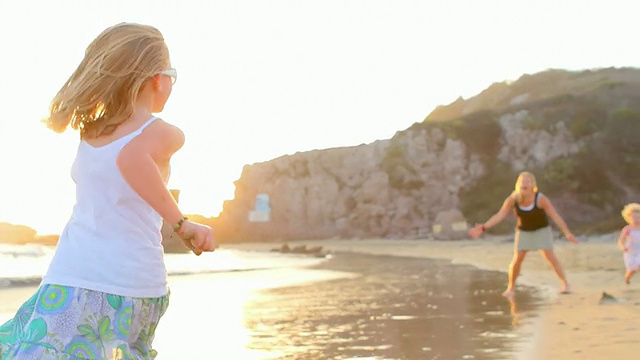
[0,247,330,289]
[0,243,54,257]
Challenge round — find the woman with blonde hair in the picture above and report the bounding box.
[617,203,640,284]
[0,23,215,359]
[468,172,578,297]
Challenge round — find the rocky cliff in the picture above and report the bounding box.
[214,68,640,242]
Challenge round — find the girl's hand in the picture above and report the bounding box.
[468,224,485,239]
[620,245,628,253]
[565,233,579,244]
[177,220,216,255]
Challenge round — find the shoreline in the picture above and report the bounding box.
[2,235,637,359]
[227,234,640,360]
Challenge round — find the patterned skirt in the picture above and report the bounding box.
[0,284,169,360]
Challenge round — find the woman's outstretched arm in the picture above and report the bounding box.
[539,194,578,244]
[469,195,514,238]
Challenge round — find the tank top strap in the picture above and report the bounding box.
[116,116,158,148]
[133,116,158,136]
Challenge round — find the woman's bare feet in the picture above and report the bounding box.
[502,289,515,298]
[560,284,572,294]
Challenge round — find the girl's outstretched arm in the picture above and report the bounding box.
[117,119,216,253]
[117,119,185,226]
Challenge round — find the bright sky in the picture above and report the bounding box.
[0,0,638,235]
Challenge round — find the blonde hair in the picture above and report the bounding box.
[622,203,640,224]
[513,171,539,202]
[44,23,169,139]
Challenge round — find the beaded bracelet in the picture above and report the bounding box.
[173,216,188,231]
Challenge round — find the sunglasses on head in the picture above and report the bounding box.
[158,68,177,85]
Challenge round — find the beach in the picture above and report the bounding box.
[230,234,639,359]
[1,234,638,359]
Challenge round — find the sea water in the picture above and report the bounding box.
[0,244,542,359]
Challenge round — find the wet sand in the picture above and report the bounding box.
[0,268,356,360]
[229,234,640,359]
[1,251,540,359]
[242,252,543,359]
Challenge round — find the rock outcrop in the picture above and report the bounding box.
[215,68,640,242]
[432,209,468,240]
[0,222,37,244]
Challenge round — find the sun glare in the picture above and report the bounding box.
[1,1,639,235]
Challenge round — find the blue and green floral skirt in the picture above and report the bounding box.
[0,284,169,360]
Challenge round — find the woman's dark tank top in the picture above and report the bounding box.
[515,192,549,231]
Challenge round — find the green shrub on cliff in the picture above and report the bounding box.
[430,110,503,159]
[459,162,518,234]
[381,139,424,191]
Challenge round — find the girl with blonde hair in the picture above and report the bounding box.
[0,23,215,359]
[468,172,578,297]
[617,203,640,284]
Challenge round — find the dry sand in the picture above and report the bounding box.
[228,233,640,360]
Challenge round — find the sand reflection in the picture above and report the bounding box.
[152,252,543,359]
[243,253,543,360]
[508,296,520,327]
[154,268,354,359]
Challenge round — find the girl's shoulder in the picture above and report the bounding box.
[135,118,185,156]
[145,118,184,139]
[626,225,640,235]
[622,225,630,234]
[622,225,634,236]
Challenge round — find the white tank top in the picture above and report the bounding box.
[42,117,169,298]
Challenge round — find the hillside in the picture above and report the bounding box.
[213,67,640,242]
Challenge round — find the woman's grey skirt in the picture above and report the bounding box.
[515,226,553,251]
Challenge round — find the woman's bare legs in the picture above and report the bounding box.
[504,250,528,297]
[541,249,570,293]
